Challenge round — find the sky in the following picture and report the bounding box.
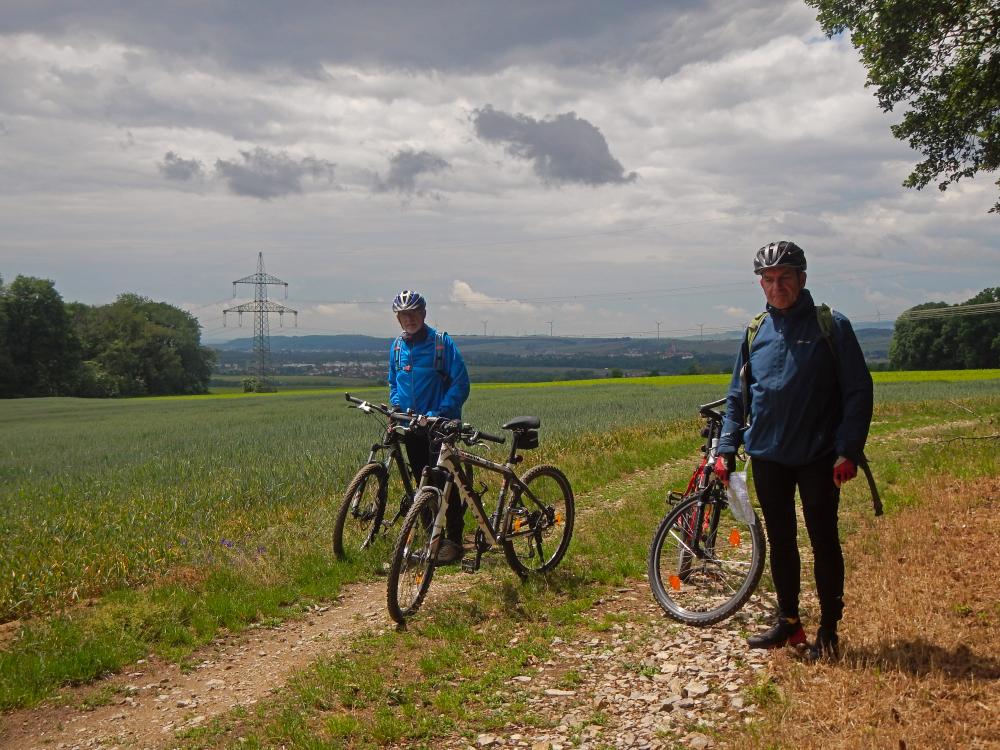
[1,0,997,342]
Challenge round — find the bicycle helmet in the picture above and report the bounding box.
[753,241,807,275]
[392,289,426,312]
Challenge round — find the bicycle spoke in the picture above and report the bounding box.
[502,465,574,577]
[649,493,765,626]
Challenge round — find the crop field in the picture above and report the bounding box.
[1,370,999,624]
[0,370,998,713]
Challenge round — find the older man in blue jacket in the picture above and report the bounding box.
[388,290,471,563]
[715,242,873,660]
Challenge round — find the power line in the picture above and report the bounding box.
[897,301,1000,320]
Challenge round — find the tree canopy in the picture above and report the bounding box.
[0,277,215,398]
[890,287,1000,369]
[807,0,1000,213]
[0,275,81,396]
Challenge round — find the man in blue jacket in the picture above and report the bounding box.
[388,290,471,563]
[715,241,873,659]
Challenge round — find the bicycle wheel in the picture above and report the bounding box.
[333,463,388,560]
[648,487,765,626]
[386,488,439,624]
[502,464,575,577]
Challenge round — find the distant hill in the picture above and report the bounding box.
[214,325,894,360]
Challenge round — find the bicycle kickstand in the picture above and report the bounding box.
[461,530,487,573]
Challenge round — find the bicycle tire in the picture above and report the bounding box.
[386,488,439,624]
[648,487,765,626]
[333,463,388,560]
[502,464,575,577]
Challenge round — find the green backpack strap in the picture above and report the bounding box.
[745,311,769,351]
[740,312,769,427]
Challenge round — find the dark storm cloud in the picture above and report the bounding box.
[373,149,450,195]
[214,148,335,199]
[158,151,203,181]
[0,0,804,76]
[472,106,637,187]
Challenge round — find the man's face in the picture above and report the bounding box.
[396,308,426,335]
[759,267,806,311]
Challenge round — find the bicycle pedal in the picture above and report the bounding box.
[460,558,478,574]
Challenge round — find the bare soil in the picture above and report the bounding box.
[0,578,470,750]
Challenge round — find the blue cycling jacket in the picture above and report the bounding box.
[717,289,873,465]
[388,325,470,419]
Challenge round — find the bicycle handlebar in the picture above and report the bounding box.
[345,393,507,446]
[472,430,506,444]
[698,397,727,421]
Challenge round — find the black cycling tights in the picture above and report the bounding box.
[403,432,466,544]
[752,455,844,629]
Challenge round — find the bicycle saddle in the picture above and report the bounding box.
[501,416,541,431]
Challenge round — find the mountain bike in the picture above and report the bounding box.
[647,397,766,626]
[333,394,419,560]
[386,414,574,624]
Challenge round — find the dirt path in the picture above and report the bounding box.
[0,577,473,750]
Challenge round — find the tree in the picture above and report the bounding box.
[807,0,1000,213]
[0,275,82,396]
[0,276,14,394]
[890,288,1000,369]
[75,294,216,396]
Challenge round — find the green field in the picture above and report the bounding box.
[2,370,999,622]
[0,370,998,710]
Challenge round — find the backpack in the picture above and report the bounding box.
[745,303,835,354]
[739,304,882,515]
[392,331,451,388]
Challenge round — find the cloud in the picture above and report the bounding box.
[448,280,538,314]
[717,305,753,320]
[214,147,335,199]
[158,151,204,181]
[374,149,450,195]
[472,105,637,186]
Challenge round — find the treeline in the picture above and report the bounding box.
[0,274,215,398]
[890,288,1000,370]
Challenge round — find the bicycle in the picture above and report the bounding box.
[647,397,766,626]
[333,393,419,560]
[386,414,574,624]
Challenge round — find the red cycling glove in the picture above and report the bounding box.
[833,457,857,488]
[713,455,731,484]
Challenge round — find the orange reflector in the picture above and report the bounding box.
[669,575,681,591]
[729,528,742,546]
[513,519,523,532]
[555,513,562,523]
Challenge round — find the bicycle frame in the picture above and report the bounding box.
[648,396,766,625]
[365,426,417,524]
[422,438,533,552]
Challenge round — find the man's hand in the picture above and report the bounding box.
[833,456,857,488]
[713,454,735,484]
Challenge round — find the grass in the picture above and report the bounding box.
[160,391,997,749]
[168,390,997,750]
[716,394,1000,749]
[0,375,997,721]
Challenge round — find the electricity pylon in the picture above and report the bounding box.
[223,252,297,392]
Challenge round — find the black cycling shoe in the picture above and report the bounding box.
[435,539,465,565]
[747,617,807,649]
[806,627,840,661]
